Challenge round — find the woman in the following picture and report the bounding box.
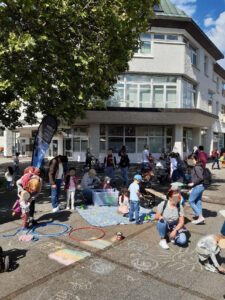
[119,149,130,186]
[155,190,187,249]
[188,155,205,224]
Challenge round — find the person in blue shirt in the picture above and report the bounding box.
[128,174,143,225]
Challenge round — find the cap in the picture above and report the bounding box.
[134,174,142,181]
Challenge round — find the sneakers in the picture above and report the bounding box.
[204,262,218,273]
[170,238,175,244]
[192,217,205,224]
[58,205,64,210]
[159,239,169,249]
[52,206,60,213]
[66,206,70,210]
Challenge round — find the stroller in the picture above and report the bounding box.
[0,247,9,273]
[139,176,156,209]
[155,166,169,184]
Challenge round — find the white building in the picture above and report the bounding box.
[2,0,225,162]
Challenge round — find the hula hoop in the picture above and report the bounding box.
[68,227,105,242]
[30,222,72,237]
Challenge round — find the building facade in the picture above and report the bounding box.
[2,0,225,162]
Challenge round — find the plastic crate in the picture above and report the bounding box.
[92,190,119,206]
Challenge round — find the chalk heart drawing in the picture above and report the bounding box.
[153,248,203,272]
[130,252,159,272]
[90,259,116,275]
[112,240,150,252]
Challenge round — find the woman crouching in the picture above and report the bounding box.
[155,190,188,249]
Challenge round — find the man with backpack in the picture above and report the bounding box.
[211,148,220,170]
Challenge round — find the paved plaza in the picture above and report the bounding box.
[0,159,225,300]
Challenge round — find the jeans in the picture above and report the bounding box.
[82,189,93,205]
[188,185,205,217]
[121,167,128,186]
[212,158,220,169]
[50,179,62,209]
[6,181,11,189]
[106,166,115,182]
[29,200,35,218]
[129,201,140,223]
[156,220,187,245]
[221,221,225,236]
[14,166,19,176]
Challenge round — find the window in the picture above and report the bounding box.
[190,45,197,67]
[216,77,220,93]
[208,92,213,113]
[135,33,151,55]
[222,82,225,97]
[204,55,208,76]
[167,35,178,40]
[183,128,193,153]
[154,34,165,40]
[221,105,225,122]
[183,37,188,45]
[0,129,3,136]
[153,86,164,108]
[108,125,123,136]
[216,101,219,115]
[149,127,164,153]
[166,86,177,108]
[182,80,196,108]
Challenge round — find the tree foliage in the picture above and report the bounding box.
[0,0,159,128]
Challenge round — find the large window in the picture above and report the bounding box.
[108,75,177,108]
[135,33,151,55]
[182,80,196,108]
[62,127,88,155]
[208,92,213,113]
[183,128,193,153]
[190,45,197,67]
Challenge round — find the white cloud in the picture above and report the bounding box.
[170,0,197,17]
[204,11,225,69]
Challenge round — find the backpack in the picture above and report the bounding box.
[177,159,186,172]
[194,166,212,188]
[21,166,41,192]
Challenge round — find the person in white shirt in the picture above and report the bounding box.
[81,169,100,204]
[5,166,14,190]
[128,174,143,225]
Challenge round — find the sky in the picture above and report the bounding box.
[170,0,225,69]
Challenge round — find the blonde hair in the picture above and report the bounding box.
[27,178,41,193]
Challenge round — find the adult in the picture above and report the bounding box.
[48,155,65,212]
[13,152,20,176]
[142,144,150,169]
[17,167,42,225]
[118,149,130,186]
[85,148,92,169]
[169,152,177,181]
[192,146,199,156]
[81,169,100,205]
[104,149,116,182]
[118,145,126,157]
[198,145,207,168]
[211,148,220,170]
[188,155,205,224]
[155,190,187,249]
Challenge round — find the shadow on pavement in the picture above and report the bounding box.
[4,248,28,272]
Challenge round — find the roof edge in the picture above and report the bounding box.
[214,63,225,80]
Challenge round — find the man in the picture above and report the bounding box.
[48,155,65,212]
[211,148,220,170]
[142,144,150,169]
[81,169,100,205]
[198,146,208,168]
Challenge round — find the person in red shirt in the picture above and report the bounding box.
[211,148,220,170]
[197,146,208,168]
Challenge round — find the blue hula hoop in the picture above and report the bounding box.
[30,222,72,237]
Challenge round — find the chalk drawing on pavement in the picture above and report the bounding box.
[130,252,159,272]
[90,259,116,275]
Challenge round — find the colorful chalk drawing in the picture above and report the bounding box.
[48,249,91,266]
[130,252,159,271]
[90,259,116,275]
[81,238,112,249]
[152,248,203,272]
[112,240,150,252]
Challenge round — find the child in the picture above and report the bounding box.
[102,176,111,190]
[16,190,31,229]
[64,168,79,210]
[128,174,143,225]
[117,187,129,215]
[13,152,20,176]
[196,233,225,273]
[5,166,14,190]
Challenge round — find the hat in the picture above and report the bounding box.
[134,174,142,181]
[88,169,96,177]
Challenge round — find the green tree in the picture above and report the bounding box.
[0,0,159,128]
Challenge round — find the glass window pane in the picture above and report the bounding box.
[167,35,178,40]
[112,84,124,101]
[126,75,150,83]
[125,126,135,136]
[125,138,136,153]
[100,125,106,136]
[153,77,167,83]
[108,137,123,153]
[65,139,72,151]
[62,129,72,137]
[80,127,88,136]
[166,128,173,136]
[149,137,164,153]
[108,126,123,136]
[166,86,177,108]
[153,86,164,107]
[140,41,151,54]
[137,138,148,152]
[140,85,150,107]
[100,137,106,152]
[73,138,80,151]
[136,127,149,136]
[149,127,163,136]
[127,84,138,107]
[140,33,151,40]
[81,139,88,152]
[154,34,165,40]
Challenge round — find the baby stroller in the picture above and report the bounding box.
[0,247,9,273]
[140,179,156,209]
[155,166,169,184]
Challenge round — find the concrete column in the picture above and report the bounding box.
[89,124,100,158]
[192,127,201,148]
[57,138,63,155]
[4,129,13,156]
[172,125,183,158]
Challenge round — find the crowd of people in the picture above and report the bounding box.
[3,143,225,274]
